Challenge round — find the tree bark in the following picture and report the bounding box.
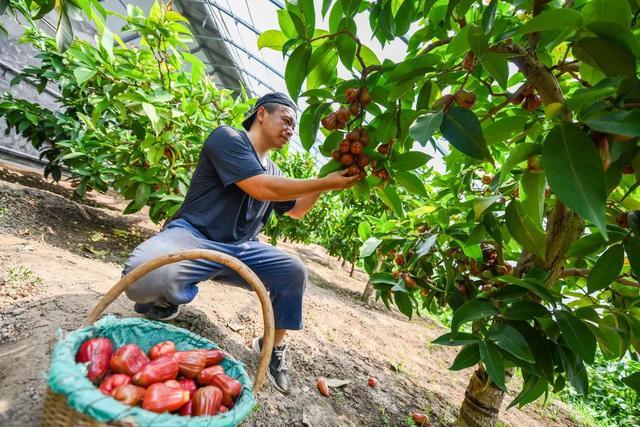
[456,368,513,427]
[349,260,356,277]
[361,280,374,303]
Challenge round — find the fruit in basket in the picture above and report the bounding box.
[110,344,150,376]
[99,374,131,396]
[197,365,225,385]
[76,337,113,382]
[142,382,190,413]
[193,385,224,416]
[210,373,242,407]
[149,341,176,359]
[178,378,198,395]
[133,355,179,387]
[164,379,182,388]
[175,350,207,378]
[113,384,145,406]
[178,399,193,416]
[201,349,225,366]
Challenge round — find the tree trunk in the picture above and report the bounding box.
[362,259,383,303]
[341,258,346,267]
[456,368,513,427]
[361,280,374,303]
[349,260,355,277]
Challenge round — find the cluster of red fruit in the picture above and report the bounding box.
[76,337,241,417]
[331,127,371,178]
[323,87,375,178]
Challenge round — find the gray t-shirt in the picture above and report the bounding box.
[172,126,296,243]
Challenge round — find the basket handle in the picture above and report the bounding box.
[82,249,275,395]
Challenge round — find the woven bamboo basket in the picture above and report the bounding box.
[42,249,275,427]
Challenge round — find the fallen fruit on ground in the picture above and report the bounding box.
[316,376,330,397]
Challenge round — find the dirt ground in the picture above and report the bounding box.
[0,161,589,426]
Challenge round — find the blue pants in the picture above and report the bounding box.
[122,219,307,330]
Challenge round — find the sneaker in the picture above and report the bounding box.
[252,337,291,394]
[134,302,181,322]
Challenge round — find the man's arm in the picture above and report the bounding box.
[285,191,322,219]
[235,169,359,202]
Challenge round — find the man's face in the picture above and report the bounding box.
[258,105,296,149]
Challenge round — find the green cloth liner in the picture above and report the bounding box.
[49,316,255,427]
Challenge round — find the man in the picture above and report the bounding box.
[122,92,359,394]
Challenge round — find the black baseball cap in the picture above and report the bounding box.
[242,92,297,131]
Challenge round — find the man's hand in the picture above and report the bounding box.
[324,169,361,190]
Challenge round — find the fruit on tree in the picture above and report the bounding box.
[527,155,544,173]
[357,155,370,168]
[359,87,372,106]
[523,94,542,111]
[339,139,351,153]
[377,144,390,155]
[332,149,341,161]
[462,52,474,72]
[341,153,354,166]
[345,87,358,103]
[433,94,455,110]
[395,253,405,265]
[350,141,363,155]
[454,90,476,109]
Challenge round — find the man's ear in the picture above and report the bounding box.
[256,106,266,125]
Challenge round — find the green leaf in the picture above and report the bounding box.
[584,110,640,138]
[622,372,640,393]
[376,186,405,218]
[451,300,498,334]
[625,237,640,278]
[357,222,371,243]
[390,151,431,171]
[555,310,596,364]
[489,323,534,363]
[508,376,547,409]
[516,8,583,34]
[498,143,540,185]
[573,37,637,79]
[257,30,288,50]
[587,244,624,293]
[433,332,480,346]
[394,292,413,319]
[542,123,607,238]
[520,170,545,228]
[352,44,380,72]
[318,160,342,177]
[502,301,550,320]
[73,67,96,85]
[495,276,557,303]
[277,9,297,39]
[480,341,506,391]
[505,200,546,261]
[299,103,329,151]
[440,107,493,163]
[56,3,75,51]
[481,0,498,33]
[360,237,382,258]
[467,23,487,55]
[484,116,530,146]
[567,232,606,258]
[559,346,589,396]
[409,111,443,145]
[450,344,481,371]
[395,171,428,197]
[473,195,501,221]
[387,54,440,82]
[481,54,508,89]
[285,43,312,102]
